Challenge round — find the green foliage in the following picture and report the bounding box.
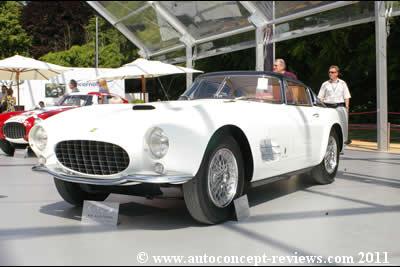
[40,16,138,68]
[21,1,94,58]
[276,22,378,114]
[130,99,145,104]
[0,1,31,58]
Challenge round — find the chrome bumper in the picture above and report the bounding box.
[32,165,193,186]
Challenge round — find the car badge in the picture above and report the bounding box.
[90,128,98,133]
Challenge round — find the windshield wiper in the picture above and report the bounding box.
[179,95,191,101]
[234,96,258,101]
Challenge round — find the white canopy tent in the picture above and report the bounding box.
[0,55,69,105]
[98,58,203,100]
[87,1,400,151]
[97,58,202,80]
[1,67,126,110]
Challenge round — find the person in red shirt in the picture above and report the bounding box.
[273,58,298,80]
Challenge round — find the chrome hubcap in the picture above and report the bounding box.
[324,136,338,174]
[207,148,239,208]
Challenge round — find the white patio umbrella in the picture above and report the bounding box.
[98,58,203,80]
[97,58,202,101]
[0,55,69,105]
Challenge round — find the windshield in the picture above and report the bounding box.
[57,95,93,106]
[180,74,283,103]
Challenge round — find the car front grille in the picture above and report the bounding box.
[55,140,130,175]
[3,122,26,139]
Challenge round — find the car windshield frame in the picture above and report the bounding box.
[180,74,285,104]
[56,95,93,107]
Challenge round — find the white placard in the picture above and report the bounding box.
[257,77,270,90]
[81,201,120,226]
[234,195,250,221]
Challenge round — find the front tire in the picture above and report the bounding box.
[0,139,15,157]
[54,178,110,206]
[183,136,245,224]
[310,130,340,185]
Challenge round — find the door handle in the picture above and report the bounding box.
[313,113,320,118]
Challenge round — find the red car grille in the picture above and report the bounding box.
[3,122,26,139]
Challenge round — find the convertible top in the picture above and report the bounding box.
[197,71,308,88]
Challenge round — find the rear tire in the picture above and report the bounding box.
[310,130,339,185]
[54,178,110,207]
[183,136,245,224]
[0,139,15,157]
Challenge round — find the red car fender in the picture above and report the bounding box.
[0,111,24,139]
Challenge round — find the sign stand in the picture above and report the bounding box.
[81,201,120,226]
[234,195,251,221]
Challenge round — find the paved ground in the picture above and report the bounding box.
[0,148,399,265]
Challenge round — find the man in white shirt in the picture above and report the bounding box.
[318,65,351,144]
[318,65,351,112]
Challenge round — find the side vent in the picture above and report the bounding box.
[132,105,155,110]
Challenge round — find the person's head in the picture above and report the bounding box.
[97,79,109,90]
[7,88,13,96]
[328,65,340,81]
[39,101,45,108]
[273,58,286,74]
[69,79,78,90]
[1,85,7,94]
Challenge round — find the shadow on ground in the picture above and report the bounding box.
[0,174,315,241]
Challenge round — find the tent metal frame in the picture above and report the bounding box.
[87,1,398,151]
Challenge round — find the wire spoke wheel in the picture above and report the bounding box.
[324,136,338,174]
[207,148,239,208]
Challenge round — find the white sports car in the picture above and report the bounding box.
[30,71,348,224]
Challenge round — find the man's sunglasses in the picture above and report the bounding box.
[329,71,338,74]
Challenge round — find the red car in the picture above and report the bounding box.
[0,92,128,156]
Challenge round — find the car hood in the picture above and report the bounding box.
[40,99,258,139]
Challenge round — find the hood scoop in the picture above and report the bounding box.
[132,105,156,110]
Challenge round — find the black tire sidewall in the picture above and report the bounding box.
[312,130,340,184]
[195,136,245,223]
[54,178,109,206]
[0,139,15,156]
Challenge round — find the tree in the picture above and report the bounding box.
[0,1,31,59]
[40,16,138,68]
[276,22,378,115]
[21,1,94,58]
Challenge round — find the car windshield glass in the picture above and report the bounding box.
[180,74,283,103]
[57,95,93,106]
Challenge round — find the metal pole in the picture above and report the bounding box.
[16,71,20,106]
[95,16,99,68]
[141,75,146,102]
[375,1,389,151]
[272,1,276,62]
[186,45,193,90]
[256,27,264,71]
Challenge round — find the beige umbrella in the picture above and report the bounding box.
[100,58,203,79]
[97,58,203,99]
[0,55,69,105]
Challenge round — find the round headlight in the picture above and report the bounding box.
[31,125,48,151]
[147,127,169,159]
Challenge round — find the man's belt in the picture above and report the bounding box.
[324,102,345,108]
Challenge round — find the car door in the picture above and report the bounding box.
[283,80,325,168]
[239,75,299,179]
